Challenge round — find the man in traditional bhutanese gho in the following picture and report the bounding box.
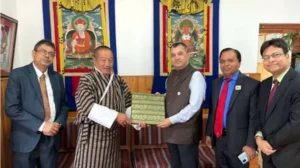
[72,46,133,168]
[157,42,206,168]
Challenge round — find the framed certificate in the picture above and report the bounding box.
[131,93,165,124]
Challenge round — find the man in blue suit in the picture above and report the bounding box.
[5,39,68,168]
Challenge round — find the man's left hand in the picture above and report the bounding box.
[54,122,62,129]
[157,118,172,128]
[243,146,257,161]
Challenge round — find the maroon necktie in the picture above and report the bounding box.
[266,79,279,113]
[214,78,231,138]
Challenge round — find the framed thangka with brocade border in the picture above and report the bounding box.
[159,1,214,76]
[0,13,17,77]
[50,0,109,76]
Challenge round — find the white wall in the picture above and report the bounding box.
[1,0,44,69]
[14,0,44,68]
[2,0,300,74]
[219,0,300,72]
[0,0,17,19]
[115,0,154,75]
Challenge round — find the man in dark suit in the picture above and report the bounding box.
[206,48,259,168]
[5,39,68,168]
[255,38,300,168]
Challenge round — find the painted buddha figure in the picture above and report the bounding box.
[71,18,91,57]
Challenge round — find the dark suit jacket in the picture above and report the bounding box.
[206,72,260,154]
[5,63,69,153]
[258,68,300,168]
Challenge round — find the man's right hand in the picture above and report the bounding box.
[116,113,132,127]
[43,122,59,136]
[256,137,276,155]
[206,136,212,148]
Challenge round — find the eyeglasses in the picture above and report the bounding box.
[35,49,55,57]
[262,53,284,60]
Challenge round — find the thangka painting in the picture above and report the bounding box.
[0,13,17,77]
[159,1,214,76]
[50,0,109,76]
[168,12,205,71]
[153,0,219,107]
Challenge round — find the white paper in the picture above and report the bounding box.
[88,103,118,129]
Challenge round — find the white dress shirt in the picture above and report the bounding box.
[167,71,206,124]
[33,63,56,131]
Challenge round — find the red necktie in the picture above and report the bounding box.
[214,78,231,138]
[266,79,279,113]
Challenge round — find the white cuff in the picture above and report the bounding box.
[38,122,46,132]
[88,103,118,128]
[125,106,132,118]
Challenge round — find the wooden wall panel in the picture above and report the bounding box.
[1,78,12,168]
[122,76,153,94]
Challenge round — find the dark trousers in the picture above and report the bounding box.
[263,161,276,168]
[167,143,199,168]
[262,155,276,168]
[215,135,248,168]
[13,135,56,168]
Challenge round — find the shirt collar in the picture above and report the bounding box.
[33,63,48,78]
[273,68,290,83]
[223,71,240,81]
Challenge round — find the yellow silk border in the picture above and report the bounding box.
[161,1,213,76]
[161,0,204,15]
[56,0,109,76]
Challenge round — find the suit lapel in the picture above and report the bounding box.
[28,64,43,105]
[209,77,223,134]
[212,78,223,113]
[227,73,244,112]
[260,77,272,122]
[265,69,296,121]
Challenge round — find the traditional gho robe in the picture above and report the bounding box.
[72,69,131,168]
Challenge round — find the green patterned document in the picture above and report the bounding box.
[131,93,165,125]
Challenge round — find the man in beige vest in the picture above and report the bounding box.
[158,42,206,168]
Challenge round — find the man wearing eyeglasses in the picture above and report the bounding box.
[255,38,300,168]
[5,39,68,168]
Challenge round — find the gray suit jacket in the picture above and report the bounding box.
[206,72,260,154]
[5,63,68,153]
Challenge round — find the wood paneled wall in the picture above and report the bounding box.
[1,78,12,168]
[121,76,153,94]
